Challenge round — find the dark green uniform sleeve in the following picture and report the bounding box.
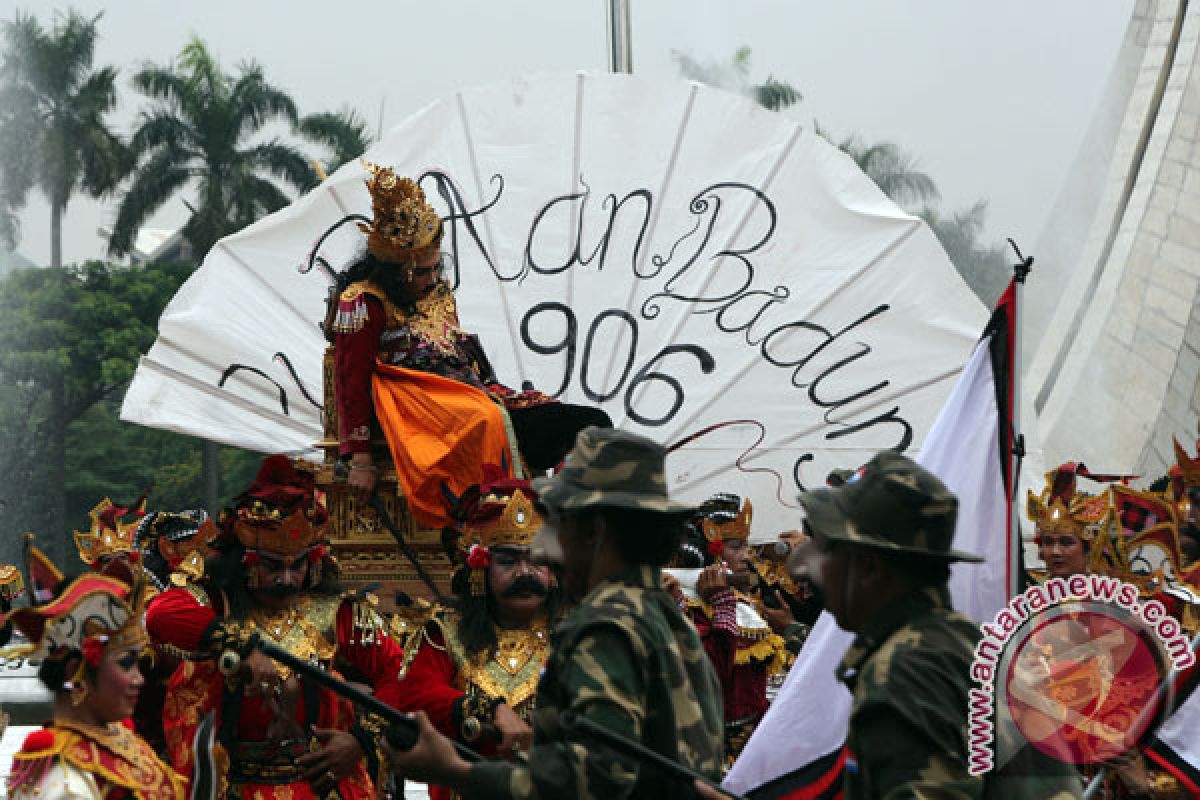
[461,623,645,800]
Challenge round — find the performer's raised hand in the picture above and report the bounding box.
[696,564,729,601]
[760,591,795,634]
[492,703,533,759]
[297,727,364,789]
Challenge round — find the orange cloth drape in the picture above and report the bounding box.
[372,361,513,528]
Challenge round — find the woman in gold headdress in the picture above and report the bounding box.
[4,565,185,800]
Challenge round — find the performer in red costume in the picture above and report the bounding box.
[328,164,608,528]
[5,561,185,800]
[396,471,561,800]
[145,455,406,800]
[679,494,806,767]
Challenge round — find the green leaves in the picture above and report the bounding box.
[0,259,265,565]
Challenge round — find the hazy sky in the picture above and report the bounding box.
[9,0,1134,266]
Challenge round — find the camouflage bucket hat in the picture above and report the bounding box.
[800,450,982,563]
[531,427,696,516]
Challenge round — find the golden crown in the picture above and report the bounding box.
[358,162,442,264]
[73,499,141,565]
[1027,491,1092,542]
[465,488,543,550]
[702,498,753,542]
[232,506,328,559]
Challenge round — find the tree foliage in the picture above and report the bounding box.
[0,261,260,566]
[299,108,374,177]
[0,8,126,265]
[109,38,317,261]
[673,46,802,112]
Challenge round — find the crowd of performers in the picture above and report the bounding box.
[0,167,1199,799]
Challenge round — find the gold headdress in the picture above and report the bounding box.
[73,497,146,566]
[358,162,442,265]
[1027,464,1107,543]
[459,468,544,596]
[464,489,543,551]
[702,498,753,543]
[4,554,152,704]
[226,456,330,559]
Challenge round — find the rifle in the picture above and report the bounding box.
[223,632,483,763]
[559,711,746,800]
[234,635,741,799]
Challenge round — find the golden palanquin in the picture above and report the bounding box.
[316,347,454,610]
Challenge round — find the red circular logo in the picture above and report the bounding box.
[1004,609,1166,764]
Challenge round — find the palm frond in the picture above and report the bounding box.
[297,109,372,172]
[109,152,191,256]
[230,73,298,138]
[753,77,802,112]
[71,65,118,116]
[241,139,317,192]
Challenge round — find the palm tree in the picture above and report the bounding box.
[109,37,317,260]
[298,108,373,178]
[0,9,125,266]
[673,46,802,112]
[836,136,940,212]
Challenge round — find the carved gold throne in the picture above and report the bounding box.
[316,347,454,609]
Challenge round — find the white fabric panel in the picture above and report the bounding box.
[122,72,987,539]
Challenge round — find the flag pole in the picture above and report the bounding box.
[1007,239,1033,599]
[606,0,633,73]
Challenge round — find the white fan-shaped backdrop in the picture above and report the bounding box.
[122,72,988,541]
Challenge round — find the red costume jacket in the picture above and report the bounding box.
[145,586,406,800]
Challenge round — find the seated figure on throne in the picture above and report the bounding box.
[328,164,609,529]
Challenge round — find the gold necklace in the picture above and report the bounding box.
[250,604,301,641]
[492,619,549,676]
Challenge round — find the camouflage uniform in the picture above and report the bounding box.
[802,451,1081,799]
[460,564,724,799]
[457,427,725,799]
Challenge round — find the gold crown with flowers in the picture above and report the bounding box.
[73,499,142,565]
[702,498,753,543]
[358,162,442,264]
[465,489,542,550]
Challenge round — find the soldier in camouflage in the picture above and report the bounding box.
[389,426,725,799]
[796,450,1081,799]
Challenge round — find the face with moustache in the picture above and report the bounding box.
[249,550,310,611]
[488,547,551,626]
